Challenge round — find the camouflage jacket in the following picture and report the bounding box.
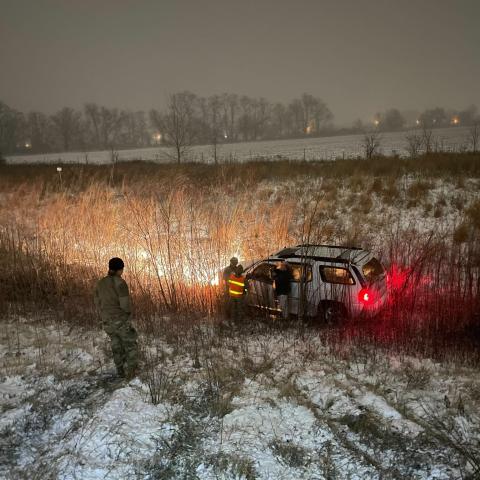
[94,274,132,323]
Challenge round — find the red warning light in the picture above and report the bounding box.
[359,288,376,306]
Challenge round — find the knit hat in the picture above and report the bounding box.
[108,257,125,271]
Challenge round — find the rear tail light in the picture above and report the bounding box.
[358,288,377,306]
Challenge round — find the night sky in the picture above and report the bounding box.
[1,0,479,124]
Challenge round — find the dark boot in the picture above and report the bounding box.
[125,367,137,382]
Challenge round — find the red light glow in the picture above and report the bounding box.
[358,288,376,306]
[387,264,432,294]
[387,264,409,290]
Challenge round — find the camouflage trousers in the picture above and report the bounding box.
[103,317,138,377]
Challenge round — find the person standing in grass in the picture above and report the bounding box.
[228,264,247,321]
[223,256,239,291]
[222,256,239,316]
[94,257,138,380]
[273,261,293,319]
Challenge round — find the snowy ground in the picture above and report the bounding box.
[1,159,479,479]
[5,126,472,165]
[1,316,479,479]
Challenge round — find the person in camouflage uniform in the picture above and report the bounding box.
[94,257,138,380]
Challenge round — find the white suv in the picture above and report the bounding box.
[244,244,388,322]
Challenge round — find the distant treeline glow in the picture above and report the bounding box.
[0,93,478,156]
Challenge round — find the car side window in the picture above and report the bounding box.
[289,264,312,282]
[251,263,274,282]
[320,266,355,285]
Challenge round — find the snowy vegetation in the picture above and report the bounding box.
[1,316,479,479]
[1,152,480,479]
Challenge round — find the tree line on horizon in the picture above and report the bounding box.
[0,92,331,158]
[0,93,478,161]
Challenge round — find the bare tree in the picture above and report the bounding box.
[0,101,24,156]
[288,98,304,135]
[237,97,271,141]
[270,102,288,138]
[84,103,102,147]
[301,93,316,133]
[419,107,447,128]
[84,103,126,150]
[377,108,406,131]
[252,97,270,140]
[469,123,479,153]
[51,107,81,151]
[406,130,423,158]
[120,110,149,148]
[151,91,198,163]
[287,94,332,136]
[100,107,125,149]
[207,95,222,163]
[222,93,238,141]
[363,132,381,159]
[26,112,53,152]
[422,127,434,154]
[238,95,254,141]
[312,97,333,133]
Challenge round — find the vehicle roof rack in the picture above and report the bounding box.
[274,244,368,263]
[273,253,351,264]
[295,243,362,250]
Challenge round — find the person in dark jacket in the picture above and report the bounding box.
[272,261,293,319]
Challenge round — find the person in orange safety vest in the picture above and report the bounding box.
[228,265,247,321]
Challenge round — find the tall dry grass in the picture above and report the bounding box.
[0,154,479,361]
[0,175,293,322]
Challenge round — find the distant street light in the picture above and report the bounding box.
[56,166,63,189]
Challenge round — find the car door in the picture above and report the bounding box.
[245,262,276,311]
[287,263,313,316]
[318,264,356,309]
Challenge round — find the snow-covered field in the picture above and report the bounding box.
[1,152,480,479]
[6,127,472,165]
[1,316,479,480]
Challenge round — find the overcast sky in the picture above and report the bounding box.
[1,0,479,124]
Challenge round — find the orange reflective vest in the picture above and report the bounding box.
[228,273,245,298]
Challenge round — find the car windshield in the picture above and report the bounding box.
[362,257,385,282]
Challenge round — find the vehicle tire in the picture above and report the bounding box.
[317,301,348,325]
